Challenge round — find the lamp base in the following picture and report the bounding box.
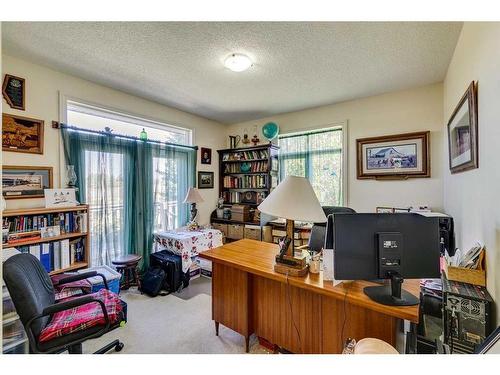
[274,263,309,277]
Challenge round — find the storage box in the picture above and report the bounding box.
[211,222,228,238]
[227,224,244,240]
[189,264,201,280]
[231,205,250,222]
[198,258,212,278]
[244,224,262,241]
[443,251,486,286]
[78,265,121,294]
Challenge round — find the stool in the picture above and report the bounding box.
[112,254,142,292]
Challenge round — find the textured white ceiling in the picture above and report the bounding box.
[2,22,462,124]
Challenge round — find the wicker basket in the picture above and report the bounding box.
[443,250,486,286]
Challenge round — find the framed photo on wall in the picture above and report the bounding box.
[447,81,478,174]
[2,113,44,154]
[200,147,212,164]
[198,171,214,189]
[2,166,53,199]
[357,131,430,180]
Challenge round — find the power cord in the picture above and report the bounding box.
[286,271,303,354]
[340,281,352,345]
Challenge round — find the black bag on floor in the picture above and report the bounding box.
[140,267,167,297]
[150,250,190,293]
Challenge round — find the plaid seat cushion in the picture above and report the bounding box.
[39,289,123,343]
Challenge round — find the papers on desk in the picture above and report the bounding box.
[445,241,484,269]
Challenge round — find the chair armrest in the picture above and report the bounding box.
[56,271,109,290]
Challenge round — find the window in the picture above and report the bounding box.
[66,100,191,144]
[65,100,193,266]
[279,126,346,206]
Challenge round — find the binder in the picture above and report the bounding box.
[41,243,51,272]
[61,239,70,269]
[53,241,61,271]
[29,245,41,260]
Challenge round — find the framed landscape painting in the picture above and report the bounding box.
[447,81,478,174]
[2,166,53,199]
[357,131,430,180]
[2,113,44,154]
[198,171,214,189]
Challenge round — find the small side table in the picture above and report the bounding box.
[112,254,142,292]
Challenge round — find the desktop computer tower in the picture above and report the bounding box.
[443,274,493,353]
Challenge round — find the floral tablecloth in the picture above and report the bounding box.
[153,228,223,273]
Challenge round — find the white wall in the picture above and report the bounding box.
[227,83,444,213]
[443,23,500,320]
[1,54,226,224]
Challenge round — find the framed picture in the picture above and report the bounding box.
[198,171,214,189]
[44,188,78,208]
[2,113,44,154]
[200,147,212,164]
[357,131,430,180]
[447,81,478,174]
[2,166,53,199]
[2,74,25,110]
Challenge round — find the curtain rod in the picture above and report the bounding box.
[279,127,342,140]
[52,121,198,151]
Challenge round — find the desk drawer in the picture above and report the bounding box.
[244,225,261,241]
[227,224,244,240]
[212,223,228,238]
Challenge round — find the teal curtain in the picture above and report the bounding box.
[61,127,196,271]
[279,128,344,206]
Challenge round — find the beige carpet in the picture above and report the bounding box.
[84,277,269,354]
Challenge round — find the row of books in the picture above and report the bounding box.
[15,238,85,273]
[3,212,88,235]
[223,175,267,189]
[224,161,269,173]
[222,150,269,161]
[222,191,266,204]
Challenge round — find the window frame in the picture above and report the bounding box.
[278,121,348,206]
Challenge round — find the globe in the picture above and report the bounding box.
[262,122,279,141]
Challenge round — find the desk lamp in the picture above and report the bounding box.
[183,187,204,225]
[258,176,326,276]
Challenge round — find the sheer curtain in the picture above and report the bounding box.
[61,127,196,270]
[279,128,344,206]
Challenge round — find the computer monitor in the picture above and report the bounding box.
[326,213,442,306]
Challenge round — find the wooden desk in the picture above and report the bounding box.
[199,239,420,353]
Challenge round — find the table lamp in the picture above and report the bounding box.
[258,175,326,275]
[183,187,204,223]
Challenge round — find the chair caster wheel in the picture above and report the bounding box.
[115,342,124,352]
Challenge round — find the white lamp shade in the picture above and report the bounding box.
[183,187,204,204]
[258,175,326,223]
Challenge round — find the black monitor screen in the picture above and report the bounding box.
[332,213,441,281]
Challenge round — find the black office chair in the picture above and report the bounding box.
[306,206,356,253]
[3,253,126,354]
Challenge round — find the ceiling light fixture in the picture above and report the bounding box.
[224,53,252,72]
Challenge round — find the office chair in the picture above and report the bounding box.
[306,206,356,253]
[3,253,126,354]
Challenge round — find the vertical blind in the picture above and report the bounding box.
[279,128,344,206]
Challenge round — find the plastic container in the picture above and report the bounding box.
[78,265,121,294]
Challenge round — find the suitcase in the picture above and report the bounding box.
[150,250,190,293]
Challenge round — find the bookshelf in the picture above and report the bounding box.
[217,144,279,207]
[2,205,90,275]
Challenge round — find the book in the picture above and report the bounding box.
[53,241,61,271]
[60,239,70,269]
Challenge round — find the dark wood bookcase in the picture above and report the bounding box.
[217,144,279,207]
